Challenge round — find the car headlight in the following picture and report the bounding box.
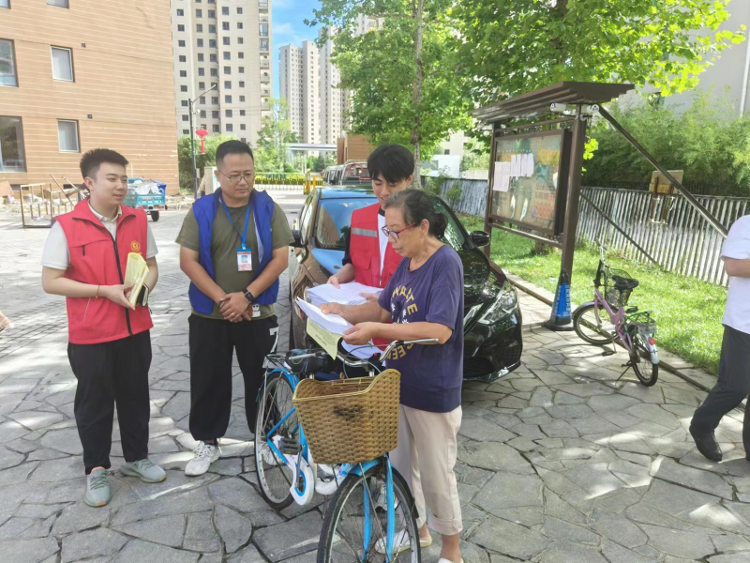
[478,282,518,325]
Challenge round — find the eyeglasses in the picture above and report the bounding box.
[381,223,417,240]
[219,171,256,185]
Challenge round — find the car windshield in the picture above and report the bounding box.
[315,198,376,250]
[315,195,468,252]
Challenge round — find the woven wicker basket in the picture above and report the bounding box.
[292,369,401,464]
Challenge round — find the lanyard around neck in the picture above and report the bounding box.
[219,193,251,250]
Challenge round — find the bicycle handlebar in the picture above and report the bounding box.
[285,338,441,371]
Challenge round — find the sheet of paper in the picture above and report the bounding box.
[306,319,341,359]
[510,154,520,178]
[306,282,383,308]
[493,162,510,192]
[342,341,383,360]
[523,153,535,177]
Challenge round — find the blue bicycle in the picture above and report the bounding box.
[255,340,431,563]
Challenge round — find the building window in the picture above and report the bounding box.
[179,55,187,63]
[182,115,189,122]
[237,7,243,14]
[200,110,206,118]
[179,40,186,47]
[260,39,269,52]
[47,0,68,7]
[200,96,205,104]
[225,95,232,103]
[222,6,229,15]
[180,70,187,77]
[240,110,245,116]
[176,8,184,16]
[198,68,205,76]
[239,81,245,88]
[212,111,219,118]
[240,124,246,131]
[210,54,217,63]
[50,47,74,82]
[225,110,233,117]
[209,39,217,48]
[181,85,188,92]
[238,52,244,59]
[0,116,25,171]
[212,97,218,105]
[196,9,202,17]
[209,25,216,34]
[0,1,8,8]
[196,24,203,33]
[226,124,233,132]
[239,95,245,102]
[222,22,230,31]
[178,25,185,32]
[241,138,247,143]
[208,10,215,18]
[224,81,231,90]
[57,120,79,152]
[239,66,244,74]
[238,37,244,45]
[199,82,205,90]
[181,100,188,107]
[223,37,230,46]
[196,39,203,47]
[210,68,218,77]
[183,129,189,135]
[259,24,269,37]
[223,52,230,60]
[198,53,204,62]
[0,40,18,87]
[223,66,231,75]
[213,125,220,133]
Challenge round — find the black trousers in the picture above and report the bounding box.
[188,314,278,441]
[68,331,152,475]
[692,325,750,451]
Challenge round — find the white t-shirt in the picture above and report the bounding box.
[41,204,158,271]
[722,215,750,335]
[378,211,387,276]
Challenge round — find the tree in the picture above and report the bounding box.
[254,99,295,173]
[310,1,472,186]
[177,134,235,193]
[451,0,744,110]
[314,154,328,172]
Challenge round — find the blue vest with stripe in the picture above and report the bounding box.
[188,188,279,314]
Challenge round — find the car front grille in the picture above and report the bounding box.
[501,345,522,368]
[463,357,495,380]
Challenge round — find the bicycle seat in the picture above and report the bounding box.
[612,276,639,290]
[285,350,333,374]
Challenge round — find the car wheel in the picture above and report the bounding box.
[150,211,160,222]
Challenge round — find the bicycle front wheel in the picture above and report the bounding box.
[629,332,659,387]
[318,459,421,563]
[255,371,297,510]
[573,302,616,345]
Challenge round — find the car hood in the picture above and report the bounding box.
[311,247,498,308]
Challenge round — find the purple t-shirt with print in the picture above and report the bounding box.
[377,245,464,413]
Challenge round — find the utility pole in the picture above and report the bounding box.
[189,83,218,200]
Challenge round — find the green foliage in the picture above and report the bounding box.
[460,140,491,172]
[310,0,471,160]
[177,134,236,193]
[445,181,463,208]
[254,99,295,173]
[423,174,449,195]
[584,91,750,195]
[451,0,744,110]
[460,215,726,374]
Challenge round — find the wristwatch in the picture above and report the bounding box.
[137,285,150,307]
[243,289,255,303]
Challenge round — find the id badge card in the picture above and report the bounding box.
[237,248,253,272]
[251,304,261,318]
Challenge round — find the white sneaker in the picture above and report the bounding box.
[376,528,432,554]
[185,441,221,476]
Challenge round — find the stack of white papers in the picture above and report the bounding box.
[295,298,382,359]
[305,282,383,308]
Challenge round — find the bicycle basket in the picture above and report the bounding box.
[292,369,401,464]
[605,268,633,307]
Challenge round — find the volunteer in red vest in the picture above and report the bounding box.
[328,144,414,296]
[41,149,165,508]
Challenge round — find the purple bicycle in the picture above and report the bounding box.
[572,242,659,386]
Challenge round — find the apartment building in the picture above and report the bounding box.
[279,41,319,143]
[170,0,272,146]
[0,0,178,191]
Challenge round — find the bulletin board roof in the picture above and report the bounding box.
[471,82,634,124]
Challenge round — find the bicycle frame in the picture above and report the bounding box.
[591,287,635,353]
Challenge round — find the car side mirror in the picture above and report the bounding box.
[291,229,303,248]
[470,231,491,248]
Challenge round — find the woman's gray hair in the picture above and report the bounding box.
[384,189,447,238]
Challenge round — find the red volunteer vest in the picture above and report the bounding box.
[350,203,401,288]
[55,201,153,345]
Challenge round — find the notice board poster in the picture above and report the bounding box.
[489,129,571,235]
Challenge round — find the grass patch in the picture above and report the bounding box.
[461,215,726,374]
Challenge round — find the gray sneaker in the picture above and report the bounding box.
[120,459,167,483]
[85,467,111,507]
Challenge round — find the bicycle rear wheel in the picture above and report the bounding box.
[255,371,297,509]
[573,302,616,345]
[318,459,421,563]
[629,332,659,387]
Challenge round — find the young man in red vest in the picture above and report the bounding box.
[328,144,415,293]
[41,149,165,507]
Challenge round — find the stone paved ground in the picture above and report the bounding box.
[0,194,749,563]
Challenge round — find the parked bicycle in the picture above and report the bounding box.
[255,338,436,563]
[572,242,659,386]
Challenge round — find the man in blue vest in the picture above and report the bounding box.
[176,141,294,476]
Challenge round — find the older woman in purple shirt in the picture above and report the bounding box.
[322,189,464,563]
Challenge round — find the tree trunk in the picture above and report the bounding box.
[411,0,424,188]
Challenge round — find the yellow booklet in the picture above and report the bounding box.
[124,252,149,308]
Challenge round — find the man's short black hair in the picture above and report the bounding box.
[80,149,129,180]
[216,140,254,166]
[367,144,414,184]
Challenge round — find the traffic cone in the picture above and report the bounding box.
[543,269,573,331]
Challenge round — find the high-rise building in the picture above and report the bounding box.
[170,0,273,146]
[0,0,178,191]
[279,41,320,143]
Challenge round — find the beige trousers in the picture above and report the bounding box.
[390,404,463,536]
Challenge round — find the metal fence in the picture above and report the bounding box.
[433,177,749,286]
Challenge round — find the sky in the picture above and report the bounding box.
[271,0,321,98]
